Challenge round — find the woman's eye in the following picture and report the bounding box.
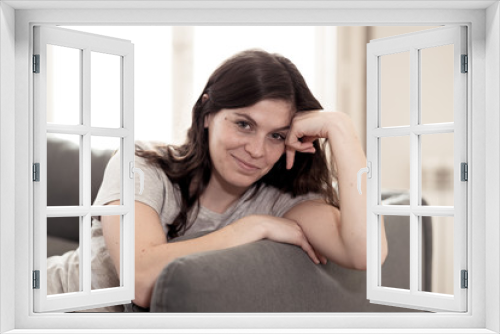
[236,121,251,130]
[271,133,286,141]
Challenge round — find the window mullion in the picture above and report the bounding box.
[81,214,91,294]
[372,123,454,137]
[122,48,135,291]
[410,47,419,294]
[374,54,382,289]
[81,48,92,294]
[45,124,130,137]
[82,47,91,209]
[45,206,132,217]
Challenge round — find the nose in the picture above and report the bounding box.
[244,136,265,158]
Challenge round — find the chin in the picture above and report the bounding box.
[226,173,259,189]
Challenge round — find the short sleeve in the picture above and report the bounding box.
[93,150,166,217]
[271,191,325,218]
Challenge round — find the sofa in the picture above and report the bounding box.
[47,135,432,313]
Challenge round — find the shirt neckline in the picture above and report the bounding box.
[198,185,257,219]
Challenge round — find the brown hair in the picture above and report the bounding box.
[137,49,339,239]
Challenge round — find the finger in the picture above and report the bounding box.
[301,136,318,143]
[286,145,315,169]
[288,139,314,152]
[313,248,327,265]
[302,147,316,154]
[301,241,320,264]
[286,147,295,170]
[287,140,313,153]
[296,141,315,151]
[319,253,328,265]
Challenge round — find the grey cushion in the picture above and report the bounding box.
[148,230,422,313]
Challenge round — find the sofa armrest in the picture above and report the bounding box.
[149,231,419,313]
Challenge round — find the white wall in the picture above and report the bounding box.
[486,2,500,332]
[7,5,492,331]
[0,2,16,333]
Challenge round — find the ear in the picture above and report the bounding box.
[202,94,210,128]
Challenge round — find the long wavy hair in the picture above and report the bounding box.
[137,49,339,239]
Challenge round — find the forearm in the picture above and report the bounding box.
[134,216,265,308]
[327,114,369,269]
[284,111,387,269]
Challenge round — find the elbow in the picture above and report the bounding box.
[133,270,153,309]
[133,248,173,309]
[380,216,389,266]
[348,247,367,271]
[380,238,389,267]
[351,256,367,271]
[350,240,388,271]
[133,254,162,308]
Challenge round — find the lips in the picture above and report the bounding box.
[232,155,260,171]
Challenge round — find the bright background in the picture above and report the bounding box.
[49,25,454,296]
[55,26,336,146]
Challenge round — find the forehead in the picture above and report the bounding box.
[228,99,293,127]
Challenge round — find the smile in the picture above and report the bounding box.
[232,155,260,171]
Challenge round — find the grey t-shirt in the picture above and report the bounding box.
[47,142,323,312]
[95,143,323,239]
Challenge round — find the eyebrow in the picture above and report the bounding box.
[233,112,290,132]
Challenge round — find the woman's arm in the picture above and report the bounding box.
[284,111,388,270]
[102,201,321,308]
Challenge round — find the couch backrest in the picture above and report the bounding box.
[380,192,432,292]
[47,136,114,241]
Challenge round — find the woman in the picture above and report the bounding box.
[78,49,387,311]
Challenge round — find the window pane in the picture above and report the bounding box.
[92,215,121,291]
[421,133,454,206]
[381,136,410,201]
[381,215,410,290]
[91,52,121,128]
[420,44,454,124]
[380,51,410,127]
[421,216,454,295]
[46,44,81,125]
[47,217,80,294]
[91,136,120,204]
[47,133,80,207]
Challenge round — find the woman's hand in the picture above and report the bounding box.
[232,215,327,265]
[285,110,354,169]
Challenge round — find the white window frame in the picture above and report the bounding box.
[0,1,498,333]
[33,25,136,312]
[366,26,468,312]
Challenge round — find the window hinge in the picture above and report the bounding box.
[33,54,40,73]
[461,162,468,181]
[461,270,468,289]
[33,163,40,182]
[33,270,40,289]
[461,54,468,73]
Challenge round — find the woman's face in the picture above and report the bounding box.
[205,99,293,191]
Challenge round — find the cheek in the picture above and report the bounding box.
[209,126,242,155]
[266,144,285,165]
